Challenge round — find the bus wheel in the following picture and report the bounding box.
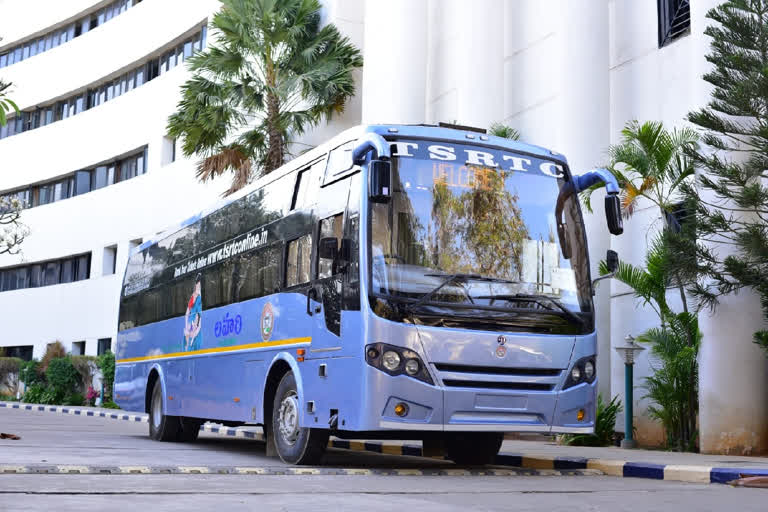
[444,432,503,466]
[272,371,328,465]
[176,417,203,442]
[148,379,180,441]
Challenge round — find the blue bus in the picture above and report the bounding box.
[115,124,622,465]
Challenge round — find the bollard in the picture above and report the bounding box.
[614,334,645,449]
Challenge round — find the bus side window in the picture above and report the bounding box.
[285,234,312,287]
[318,214,343,279]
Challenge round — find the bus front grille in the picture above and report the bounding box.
[441,380,554,391]
[434,364,562,377]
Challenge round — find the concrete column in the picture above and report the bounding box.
[552,0,612,400]
[690,0,768,455]
[361,0,428,124]
[455,0,505,128]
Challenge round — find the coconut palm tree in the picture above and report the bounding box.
[167,0,363,195]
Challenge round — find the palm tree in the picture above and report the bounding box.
[488,122,520,141]
[0,79,19,127]
[167,0,363,195]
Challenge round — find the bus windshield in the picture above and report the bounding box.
[369,140,592,323]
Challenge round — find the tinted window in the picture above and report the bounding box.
[203,261,233,308]
[318,214,343,279]
[286,234,311,287]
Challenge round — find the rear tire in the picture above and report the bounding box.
[176,417,203,442]
[271,371,328,465]
[148,379,180,441]
[444,432,503,466]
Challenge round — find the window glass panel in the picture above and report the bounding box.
[76,254,90,281]
[29,41,37,57]
[60,259,74,283]
[135,66,145,86]
[22,44,30,59]
[44,261,60,285]
[14,47,22,61]
[97,338,111,355]
[75,95,85,114]
[318,214,343,279]
[137,151,146,175]
[204,261,234,307]
[0,54,7,68]
[29,264,42,288]
[107,164,116,185]
[98,8,106,25]
[92,166,109,190]
[286,234,312,287]
[74,170,91,195]
[67,24,75,40]
[184,40,193,58]
[38,184,53,205]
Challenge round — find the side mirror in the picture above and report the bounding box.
[369,160,391,203]
[318,237,338,260]
[605,194,623,235]
[606,249,619,273]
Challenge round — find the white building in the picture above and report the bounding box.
[1,0,766,455]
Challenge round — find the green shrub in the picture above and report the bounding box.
[64,392,85,406]
[97,352,115,396]
[20,360,43,386]
[22,384,46,404]
[101,397,120,409]
[561,395,622,447]
[46,357,80,401]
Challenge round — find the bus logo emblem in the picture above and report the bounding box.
[495,346,507,358]
[497,335,506,345]
[261,303,275,341]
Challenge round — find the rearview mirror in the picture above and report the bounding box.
[318,237,338,260]
[606,250,619,273]
[605,194,623,235]
[369,160,391,203]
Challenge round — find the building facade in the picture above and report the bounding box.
[1,0,766,454]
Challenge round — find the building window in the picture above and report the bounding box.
[97,338,112,355]
[0,252,91,293]
[0,0,143,69]
[658,0,690,48]
[0,24,208,141]
[2,345,33,361]
[103,245,118,275]
[72,341,86,355]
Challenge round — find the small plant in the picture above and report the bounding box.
[22,384,46,404]
[45,357,80,402]
[97,352,115,397]
[561,395,622,447]
[86,386,98,406]
[101,397,120,409]
[63,392,85,406]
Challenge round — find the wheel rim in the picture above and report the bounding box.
[151,384,162,427]
[277,391,300,445]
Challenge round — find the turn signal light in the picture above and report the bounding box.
[577,409,585,422]
[394,403,409,417]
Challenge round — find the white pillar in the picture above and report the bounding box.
[361,0,428,124]
[690,0,768,455]
[552,0,611,400]
[455,0,505,128]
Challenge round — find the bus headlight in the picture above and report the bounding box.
[382,351,401,371]
[365,343,434,385]
[563,356,596,390]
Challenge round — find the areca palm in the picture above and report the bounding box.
[582,120,699,220]
[0,79,19,127]
[167,0,363,195]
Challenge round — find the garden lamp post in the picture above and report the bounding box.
[614,334,645,449]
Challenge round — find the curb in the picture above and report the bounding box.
[4,401,766,484]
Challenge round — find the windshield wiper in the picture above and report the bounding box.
[475,293,586,328]
[406,273,482,311]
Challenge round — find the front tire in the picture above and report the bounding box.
[271,371,328,465]
[444,432,503,465]
[176,417,203,442]
[148,379,180,441]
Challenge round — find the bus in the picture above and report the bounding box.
[114,124,623,465]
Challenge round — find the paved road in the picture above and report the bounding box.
[1,406,766,511]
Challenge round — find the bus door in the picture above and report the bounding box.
[308,212,344,351]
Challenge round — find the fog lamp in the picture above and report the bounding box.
[577,409,585,422]
[394,402,409,417]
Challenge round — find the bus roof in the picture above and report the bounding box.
[132,124,567,256]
